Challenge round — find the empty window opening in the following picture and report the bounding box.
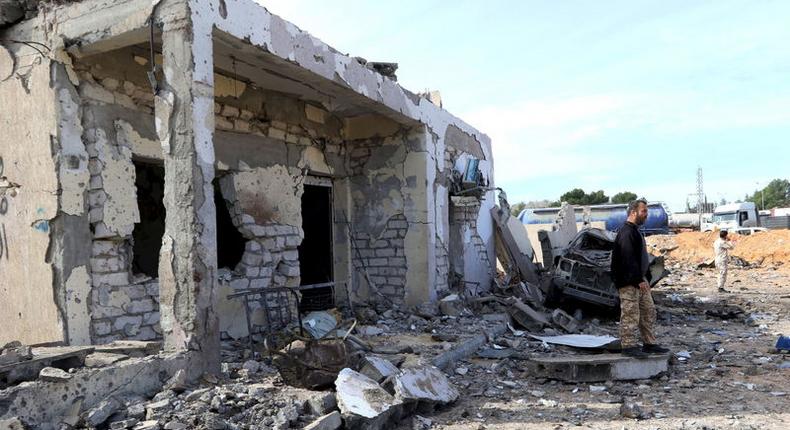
[132,161,166,278]
[298,182,334,311]
[214,178,245,270]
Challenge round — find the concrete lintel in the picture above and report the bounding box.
[155,1,219,375]
[35,0,160,58]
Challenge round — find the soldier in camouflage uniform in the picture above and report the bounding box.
[611,199,671,358]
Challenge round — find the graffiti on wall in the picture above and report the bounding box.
[0,156,12,262]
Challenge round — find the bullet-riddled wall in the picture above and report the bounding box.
[0,0,496,346]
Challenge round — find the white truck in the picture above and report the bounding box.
[702,202,766,234]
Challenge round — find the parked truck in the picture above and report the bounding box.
[702,202,765,234]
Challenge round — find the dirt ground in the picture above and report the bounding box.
[76,232,789,430]
[383,264,790,430]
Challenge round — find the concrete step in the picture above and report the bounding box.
[526,353,670,382]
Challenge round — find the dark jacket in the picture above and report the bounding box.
[611,221,650,288]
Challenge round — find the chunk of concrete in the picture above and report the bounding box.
[133,421,161,430]
[507,298,550,330]
[83,397,120,428]
[527,353,670,382]
[84,352,129,367]
[38,366,72,382]
[145,399,171,420]
[164,369,189,393]
[335,368,403,429]
[359,356,400,383]
[110,418,139,429]
[304,411,342,430]
[0,417,26,430]
[307,391,338,416]
[393,366,459,410]
[551,308,580,333]
[438,294,466,317]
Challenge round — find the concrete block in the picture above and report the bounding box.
[551,308,580,333]
[93,320,113,336]
[360,356,400,383]
[307,392,338,416]
[145,399,171,420]
[304,411,341,430]
[393,366,459,407]
[83,398,120,427]
[143,312,161,326]
[110,418,139,429]
[335,369,402,428]
[91,272,129,286]
[527,353,670,382]
[84,352,129,368]
[39,366,72,382]
[114,315,143,334]
[221,105,239,118]
[277,263,300,277]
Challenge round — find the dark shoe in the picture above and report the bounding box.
[621,347,649,359]
[642,344,670,354]
[718,288,728,293]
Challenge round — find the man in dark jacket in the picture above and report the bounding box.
[611,199,670,358]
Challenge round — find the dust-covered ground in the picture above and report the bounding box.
[82,249,789,430]
[396,264,790,430]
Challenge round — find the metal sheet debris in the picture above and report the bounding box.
[529,334,618,349]
[302,311,338,339]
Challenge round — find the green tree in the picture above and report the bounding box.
[611,191,638,204]
[510,201,527,216]
[587,190,609,204]
[560,188,587,205]
[746,179,790,209]
[559,188,610,205]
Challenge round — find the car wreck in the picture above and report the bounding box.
[546,227,669,308]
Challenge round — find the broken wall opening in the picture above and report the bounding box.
[298,181,334,311]
[214,177,245,270]
[131,161,164,278]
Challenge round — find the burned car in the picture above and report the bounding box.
[545,228,668,308]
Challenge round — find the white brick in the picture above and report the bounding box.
[92,272,129,287]
[221,105,240,118]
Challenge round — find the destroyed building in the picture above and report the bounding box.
[0,0,495,355]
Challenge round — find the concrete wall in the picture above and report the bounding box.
[0,0,497,345]
[0,50,64,345]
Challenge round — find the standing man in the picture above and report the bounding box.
[611,199,670,358]
[713,230,734,292]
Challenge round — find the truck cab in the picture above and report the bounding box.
[705,202,759,232]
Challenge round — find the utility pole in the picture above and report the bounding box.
[696,166,704,230]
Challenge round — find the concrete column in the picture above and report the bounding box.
[403,127,438,306]
[155,1,219,374]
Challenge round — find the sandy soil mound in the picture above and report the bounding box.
[647,229,790,269]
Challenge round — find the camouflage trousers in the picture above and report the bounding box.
[618,285,657,348]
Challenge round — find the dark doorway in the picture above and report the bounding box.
[132,161,165,278]
[213,178,245,270]
[298,183,334,310]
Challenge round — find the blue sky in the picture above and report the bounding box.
[260,0,790,212]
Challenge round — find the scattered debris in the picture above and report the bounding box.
[335,368,403,429]
[272,339,362,390]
